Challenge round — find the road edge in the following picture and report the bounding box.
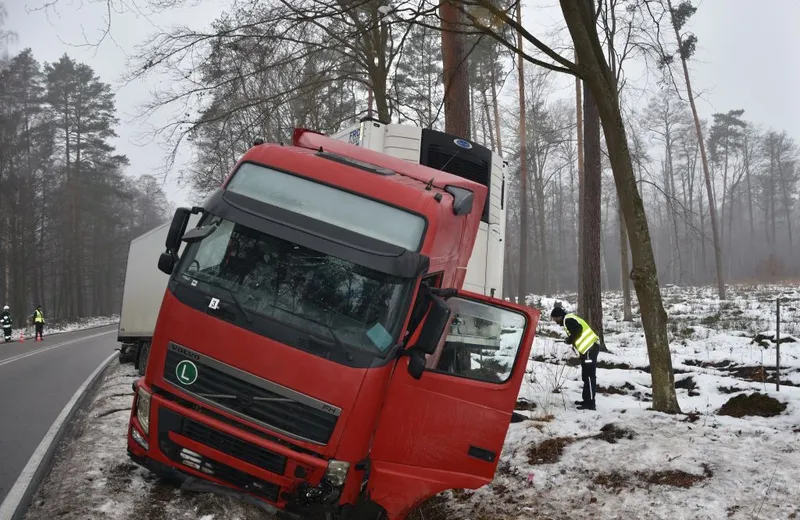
[39,321,119,341]
[0,350,118,520]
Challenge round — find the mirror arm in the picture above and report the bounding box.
[430,288,458,299]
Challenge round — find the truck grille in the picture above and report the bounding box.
[182,416,287,475]
[158,408,281,502]
[163,343,340,444]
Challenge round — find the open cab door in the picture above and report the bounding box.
[366,290,540,519]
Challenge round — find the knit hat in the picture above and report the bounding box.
[550,306,567,318]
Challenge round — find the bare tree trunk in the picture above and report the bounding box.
[515,1,529,303]
[575,53,584,307]
[481,83,494,149]
[665,135,683,283]
[561,0,680,414]
[581,66,606,352]
[440,1,471,139]
[744,134,755,264]
[490,52,503,156]
[667,0,725,300]
[778,150,794,255]
[619,203,633,320]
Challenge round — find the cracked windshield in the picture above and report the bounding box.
[178,217,409,354]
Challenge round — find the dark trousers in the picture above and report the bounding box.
[580,343,600,404]
[35,323,43,340]
[3,326,10,341]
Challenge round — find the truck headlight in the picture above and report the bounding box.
[324,460,350,488]
[136,386,152,435]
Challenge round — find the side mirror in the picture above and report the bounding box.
[158,252,176,275]
[406,348,426,380]
[165,207,191,252]
[182,224,216,244]
[411,294,451,355]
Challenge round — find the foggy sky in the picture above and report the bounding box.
[6,0,799,208]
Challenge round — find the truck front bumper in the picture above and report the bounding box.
[127,381,357,516]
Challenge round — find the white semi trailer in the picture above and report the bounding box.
[117,214,200,373]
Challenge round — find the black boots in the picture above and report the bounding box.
[575,400,596,410]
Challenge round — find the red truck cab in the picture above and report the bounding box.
[127,129,540,519]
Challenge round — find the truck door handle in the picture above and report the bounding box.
[467,445,496,463]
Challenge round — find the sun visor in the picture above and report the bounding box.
[201,190,430,279]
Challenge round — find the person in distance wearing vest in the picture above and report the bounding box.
[550,306,600,411]
[32,305,45,342]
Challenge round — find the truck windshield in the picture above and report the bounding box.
[175,216,412,356]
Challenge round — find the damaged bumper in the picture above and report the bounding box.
[127,380,359,517]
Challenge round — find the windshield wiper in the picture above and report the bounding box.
[273,305,353,360]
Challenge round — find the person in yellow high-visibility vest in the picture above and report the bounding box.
[551,306,600,410]
[32,305,45,342]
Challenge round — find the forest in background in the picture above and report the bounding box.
[109,0,797,303]
[0,39,171,323]
[2,0,797,322]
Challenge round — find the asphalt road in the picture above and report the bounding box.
[0,324,119,504]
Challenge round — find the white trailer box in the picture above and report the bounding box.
[117,214,200,366]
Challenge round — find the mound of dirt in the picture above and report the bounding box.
[598,382,635,395]
[595,464,712,491]
[675,375,701,396]
[717,392,787,418]
[684,359,731,369]
[516,398,537,410]
[753,332,797,346]
[594,423,636,444]
[527,437,577,465]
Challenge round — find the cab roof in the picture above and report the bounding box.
[291,128,486,195]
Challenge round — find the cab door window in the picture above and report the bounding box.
[433,297,526,384]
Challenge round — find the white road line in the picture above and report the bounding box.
[0,350,117,520]
[0,330,115,369]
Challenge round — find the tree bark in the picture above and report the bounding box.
[575,53,584,308]
[490,50,503,157]
[743,133,755,266]
[515,0,529,304]
[440,0,471,139]
[560,0,681,414]
[581,66,606,351]
[619,203,633,320]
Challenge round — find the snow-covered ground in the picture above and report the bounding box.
[24,362,270,520]
[23,285,800,519]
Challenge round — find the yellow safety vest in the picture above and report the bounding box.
[34,310,44,323]
[563,313,598,354]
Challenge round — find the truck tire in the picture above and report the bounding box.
[137,343,151,377]
[119,344,137,364]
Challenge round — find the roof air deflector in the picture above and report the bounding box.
[445,185,474,216]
